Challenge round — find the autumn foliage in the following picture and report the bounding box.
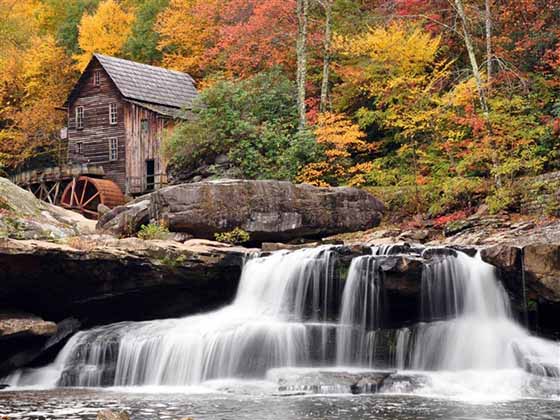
[0,0,558,220]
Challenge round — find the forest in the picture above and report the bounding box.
[1,0,559,219]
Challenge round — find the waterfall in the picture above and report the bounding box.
[335,256,382,366]
[6,245,560,391]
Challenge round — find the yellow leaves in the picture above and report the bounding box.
[74,0,135,71]
[298,113,373,187]
[155,0,221,77]
[0,33,74,170]
[335,23,442,76]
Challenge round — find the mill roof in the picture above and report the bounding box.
[66,54,198,112]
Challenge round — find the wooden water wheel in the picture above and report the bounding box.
[60,176,125,219]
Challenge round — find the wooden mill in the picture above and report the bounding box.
[13,54,198,218]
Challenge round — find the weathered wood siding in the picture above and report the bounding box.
[124,103,172,194]
[67,62,127,191]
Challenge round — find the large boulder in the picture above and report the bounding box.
[0,177,95,240]
[98,180,385,242]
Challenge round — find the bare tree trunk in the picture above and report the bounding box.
[296,0,309,131]
[454,0,489,118]
[454,0,500,186]
[485,0,492,87]
[319,0,333,113]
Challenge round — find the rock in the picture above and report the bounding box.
[0,177,95,240]
[98,180,385,242]
[0,317,80,377]
[480,244,522,272]
[523,244,560,302]
[261,242,319,252]
[0,312,57,338]
[444,220,474,237]
[97,203,111,217]
[0,384,8,389]
[97,198,150,235]
[350,372,394,394]
[397,229,431,242]
[172,232,194,242]
[0,237,253,325]
[271,369,394,394]
[96,410,130,420]
[214,154,230,165]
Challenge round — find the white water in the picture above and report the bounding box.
[5,245,560,400]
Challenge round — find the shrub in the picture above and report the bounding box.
[485,187,517,214]
[214,227,250,245]
[164,69,320,181]
[137,221,170,240]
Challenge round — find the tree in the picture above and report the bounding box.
[123,0,169,63]
[214,0,299,78]
[296,0,309,130]
[298,112,372,186]
[316,0,334,113]
[74,0,135,70]
[156,0,222,78]
[0,35,75,171]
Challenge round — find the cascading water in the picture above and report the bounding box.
[6,245,560,398]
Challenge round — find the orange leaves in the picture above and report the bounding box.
[297,113,373,187]
[156,0,300,80]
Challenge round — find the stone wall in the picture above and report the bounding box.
[517,171,560,216]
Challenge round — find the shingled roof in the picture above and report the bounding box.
[66,54,198,112]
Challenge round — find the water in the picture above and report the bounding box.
[1,388,560,420]
[3,245,560,413]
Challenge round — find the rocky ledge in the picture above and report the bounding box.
[0,237,252,326]
[97,179,385,242]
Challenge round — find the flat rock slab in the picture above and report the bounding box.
[98,179,385,242]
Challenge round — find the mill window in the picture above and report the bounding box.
[141,119,149,135]
[93,70,101,86]
[109,103,117,125]
[77,142,83,155]
[109,137,118,161]
[76,106,84,129]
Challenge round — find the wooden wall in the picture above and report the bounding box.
[124,103,172,194]
[67,62,127,191]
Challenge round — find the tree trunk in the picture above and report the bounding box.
[296,0,309,131]
[454,0,489,118]
[319,0,333,113]
[455,0,500,186]
[485,0,493,87]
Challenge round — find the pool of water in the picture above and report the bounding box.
[1,386,560,420]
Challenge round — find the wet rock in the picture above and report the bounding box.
[96,409,130,420]
[480,244,522,271]
[0,317,80,377]
[380,256,424,296]
[272,369,394,394]
[350,372,394,394]
[523,244,560,302]
[98,180,385,242]
[379,373,431,393]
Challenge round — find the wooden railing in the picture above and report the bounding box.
[126,173,168,195]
